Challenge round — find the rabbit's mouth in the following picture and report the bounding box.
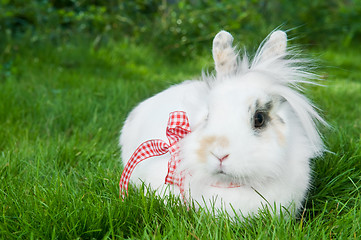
[213,165,234,177]
[210,174,244,188]
[211,170,245,188]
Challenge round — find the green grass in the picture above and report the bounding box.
[0,37,360,239]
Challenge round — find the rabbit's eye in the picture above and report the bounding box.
[254,112,266,128]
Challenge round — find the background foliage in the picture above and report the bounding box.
[1,0,361,58]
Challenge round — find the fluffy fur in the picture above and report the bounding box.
[120,30,326,218]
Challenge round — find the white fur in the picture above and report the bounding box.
[120,30,326,219]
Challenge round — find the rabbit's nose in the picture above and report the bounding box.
[219,154,229,162]
[211,152,229,162]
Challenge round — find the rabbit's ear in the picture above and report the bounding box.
[212,30,238,77]
[259,30,287,61]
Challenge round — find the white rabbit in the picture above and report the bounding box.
[119,30,326,219]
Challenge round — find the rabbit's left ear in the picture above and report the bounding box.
[212,30,238,77]
[259,30,287,61]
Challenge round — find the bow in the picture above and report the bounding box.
[119,111,191,198]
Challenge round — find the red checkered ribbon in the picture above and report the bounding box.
[119,111,191,198]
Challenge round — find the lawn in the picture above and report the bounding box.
[0,36,360,239]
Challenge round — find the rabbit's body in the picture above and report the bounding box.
[120,30,326,218]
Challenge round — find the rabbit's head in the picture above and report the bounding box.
[180,30,326,188]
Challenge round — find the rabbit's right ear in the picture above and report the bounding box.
[212,31,238,77]
[259,30,287,61]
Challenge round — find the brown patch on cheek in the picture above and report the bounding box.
[196,136,216,163]
[217,136,230,148]
[272,117,286,146]
[196,136,230,163]
[274,127,286,146]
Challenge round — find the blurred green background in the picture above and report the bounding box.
[1,0,360,59]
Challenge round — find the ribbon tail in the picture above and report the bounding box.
[119,140,169,198]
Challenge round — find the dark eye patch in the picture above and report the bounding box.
[254,99,272,111]
[252,100,272,131]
